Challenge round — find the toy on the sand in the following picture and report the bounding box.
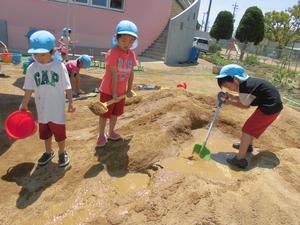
[5,111,37,140]
[192,92,226,160]
[176,82,187,90]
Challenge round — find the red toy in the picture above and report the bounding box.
[176,82,187,90]
[4,111,37,140]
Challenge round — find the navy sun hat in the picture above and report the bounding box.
[216,64,249,81]
[28,30,56,54]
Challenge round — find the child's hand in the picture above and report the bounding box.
[68,102,76,113]
[126,90,136,98]
[19,103,28,111]
[112,94,118,101]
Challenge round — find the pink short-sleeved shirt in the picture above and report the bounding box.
[100,47,137,96]
[65,60,80,74]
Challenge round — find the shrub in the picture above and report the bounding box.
[272,68,298,89]
[208,43,222,53]
[243,54,259,66]
[204,52,231,66]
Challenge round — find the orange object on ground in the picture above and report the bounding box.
[2,53,12,63]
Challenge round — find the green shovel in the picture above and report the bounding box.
[193,92,226,160]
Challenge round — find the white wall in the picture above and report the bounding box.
[164,0,200,65]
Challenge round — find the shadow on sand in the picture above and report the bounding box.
[84,137,131,179]
[0,93,36,156]
[1,162,70,209]
[211,150,280,171]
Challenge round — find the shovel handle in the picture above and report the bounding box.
[104,95,126,107]
[103,91,137,107]
[217,91,227,107]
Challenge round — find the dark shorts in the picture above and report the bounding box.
[39,122,66,142]
[242,108,280,138]
[100,92,125,118]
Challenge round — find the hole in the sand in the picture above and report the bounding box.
[191,118,208,130]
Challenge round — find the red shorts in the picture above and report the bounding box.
[39,122,66,142]
[242,108,280,138]
[100,92,125,118]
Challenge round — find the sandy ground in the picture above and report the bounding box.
[0,59,300,225]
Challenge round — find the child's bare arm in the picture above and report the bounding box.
[225,92,250,109]
[20,90,34,111]
[57,39,65,46]
[126,70,134,97]
[228,100,250,109]
[69,71,76,79]
[111,65,118,99]
[66,89,75,112]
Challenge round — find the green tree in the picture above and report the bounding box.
[210,11,234,42]
[264,11,292,54]
[236,6,265,60]
[288,1,300,41]
[264,2,300,58]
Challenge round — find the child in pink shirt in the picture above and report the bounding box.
[65,54,91,96]
[97,20,138,147]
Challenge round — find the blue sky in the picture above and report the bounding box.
[198,0,299,31]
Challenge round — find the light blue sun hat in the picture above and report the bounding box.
[112,20,139,49]
[62,27,71,37]
[79,54,91,68]
[116,20,138,38]
[216,64,249,81]
[28,30,56,54]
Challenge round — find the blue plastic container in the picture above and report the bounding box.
[11,53,22,64]
[189,47,200,63]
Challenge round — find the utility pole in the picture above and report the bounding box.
[201,12,207,31]
[232,1,239,22]
[204,0,213,32]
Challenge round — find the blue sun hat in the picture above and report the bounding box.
[111,20,139,49]
[28,30,56,54]
[62,27,71,37]
[25,28,40,38]
[116,20,138,38]
[216,64,249,81]
[79,54,91,68]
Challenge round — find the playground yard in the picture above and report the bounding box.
[0,58,300,225]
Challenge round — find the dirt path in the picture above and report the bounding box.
[0,60,299,225]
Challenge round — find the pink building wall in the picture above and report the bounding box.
[0,0,172,55]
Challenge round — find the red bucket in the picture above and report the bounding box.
[1,53,12,63]
[4,111,37,140]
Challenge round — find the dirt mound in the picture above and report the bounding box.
[1,88,300,225]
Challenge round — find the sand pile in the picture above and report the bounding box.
[0,89,299,225]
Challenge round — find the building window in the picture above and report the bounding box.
[110,0,123,10]
[75,0,88,3]
[49,0,124,11]
[92,0,107,7]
